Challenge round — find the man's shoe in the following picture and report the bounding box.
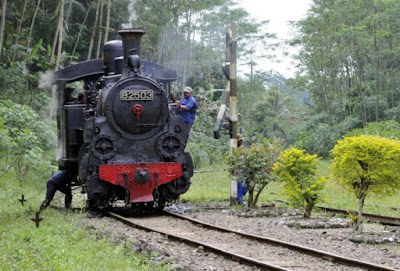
[65,194,72,208]
[40,199,50,211]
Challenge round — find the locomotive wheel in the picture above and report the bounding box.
[167,178,191,196]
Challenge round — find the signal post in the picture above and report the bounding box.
[228,22,238,206]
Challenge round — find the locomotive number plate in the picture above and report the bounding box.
[120,90,153,101]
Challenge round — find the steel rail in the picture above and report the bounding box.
[274,200,400,226]
[105,211,290,271]
[164,210,398,271]
[316,206,400,226]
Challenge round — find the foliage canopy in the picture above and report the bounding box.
[226,138,283,207]
[331,135,400,233]
[273,147,325,218]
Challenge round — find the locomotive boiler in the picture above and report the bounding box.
[54,29,193,209]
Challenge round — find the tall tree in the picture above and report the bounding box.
[12,0,27,62]
[103,0,111,43]
[25,0,42,65]
[95,0,103,59]
[55,0,65,71]
[49,0,65,120]
[291,0,400,156]
[0,0,7,60]
[87,0,101,60]
[72,3,93,57]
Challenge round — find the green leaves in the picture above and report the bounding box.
[0,99,56,183]
[292,0,400,151]
[332,135,400,194]
[226,138,283,207]
[273,147,326,218]
[28,38,43,62]
[331,134,400,232]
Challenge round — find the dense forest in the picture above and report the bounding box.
[1,0,400,175]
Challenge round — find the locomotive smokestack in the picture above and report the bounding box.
[118,29,145,66]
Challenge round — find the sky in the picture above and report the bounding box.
[237,0,313,78]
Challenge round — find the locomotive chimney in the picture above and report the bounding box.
[118,29,145,66]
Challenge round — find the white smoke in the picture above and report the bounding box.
[121,0,137,29]
[38,71,54,90]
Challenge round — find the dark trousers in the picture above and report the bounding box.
[237,181,248,204]
[45,170,75,202]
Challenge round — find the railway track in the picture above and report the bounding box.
[104,210,397,271]
[316,206,400,226]
[272,200,400,226]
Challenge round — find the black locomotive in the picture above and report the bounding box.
[54,29,193,209]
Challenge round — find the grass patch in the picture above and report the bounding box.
[182,161,400,217]
[0,171,167,270]
[0,211,152,270]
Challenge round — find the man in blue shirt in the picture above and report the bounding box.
[176,86,197,126]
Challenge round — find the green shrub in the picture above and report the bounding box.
[332,135,400,233]
[226,138,283,208]
[0,100,56,184]
[273,147,326,218]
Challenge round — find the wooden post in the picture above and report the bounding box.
[229,22,238,206]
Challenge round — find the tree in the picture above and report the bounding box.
[12,0,27,62]
[226,138,283,208]
[25,0,42,66]
[332,135,400,233]
[87,0,101,60]
[0,100,56,185]
[95,0,104,59]
[103,0,111,43]
[0,0,6,60]
[273,147,326,218]
[291,0,400,154]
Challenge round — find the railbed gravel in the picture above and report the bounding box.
[81,202,400,270]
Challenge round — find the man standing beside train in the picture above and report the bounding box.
[175,86,197,127]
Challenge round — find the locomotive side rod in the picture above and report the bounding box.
[163,210,398,271]
[105,211,289,271]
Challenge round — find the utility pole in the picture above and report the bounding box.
[228,22,238,206]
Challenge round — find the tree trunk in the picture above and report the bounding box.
[50,27,59,63]
[25,0,41,65]
[72,3,93,57]
[65,0,73,25]
[0,0,7,60]
[354,193,366,234]
[55,0,65,71]
[304,200,315,219]
[12,0,27,62]
[95,0,103,59]
[253,183,267,206]
[182,7,192,90]
[87,0,101,60]
[103,0,111,43]
[50,1,61,63]
[247,188,254,208]
[49,0,64,120]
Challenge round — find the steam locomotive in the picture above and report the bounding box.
[54,29,193,209]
